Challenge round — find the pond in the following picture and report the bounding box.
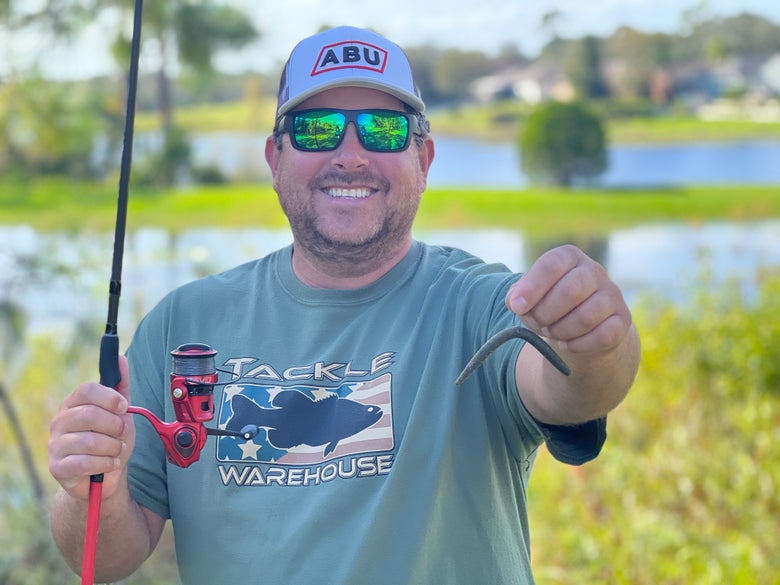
[424,138,780,188]
[182,134,780,188]
[3,221,779,337]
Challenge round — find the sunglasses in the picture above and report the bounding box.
[276,108,422,153]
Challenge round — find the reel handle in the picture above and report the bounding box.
[127,406,208,468]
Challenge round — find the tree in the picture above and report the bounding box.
[102,0,258,185]
[566,35,609,100]
[519,101,607,187]
[1,0,259,183]
[539,9,563,43]
[108,0,258,131]
[431,48,494,104]
[0,76,104,176]
[0,0,104,178]
[604,27,651,98]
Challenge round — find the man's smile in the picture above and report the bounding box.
[322,187,375,199]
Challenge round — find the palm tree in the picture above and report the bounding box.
[539,9,563,43]
[111,0,258,131]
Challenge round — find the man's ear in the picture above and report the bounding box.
[265,135,280,174]
[418,135,435,186]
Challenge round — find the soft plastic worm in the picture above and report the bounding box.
[455,326,571,385]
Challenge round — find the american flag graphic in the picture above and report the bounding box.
[214,373,394,465]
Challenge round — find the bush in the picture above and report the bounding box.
[528,273,780,583]
[132,125,193,187]
[0,78,105,179]
[519,100,608,187]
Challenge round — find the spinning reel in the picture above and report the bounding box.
[127,343,258,468]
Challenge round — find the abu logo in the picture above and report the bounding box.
[311,40,388,76]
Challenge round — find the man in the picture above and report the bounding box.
[49,26,640,584]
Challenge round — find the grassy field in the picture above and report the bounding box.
[3,176,780,239]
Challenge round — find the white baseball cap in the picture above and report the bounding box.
[276,26,425,117]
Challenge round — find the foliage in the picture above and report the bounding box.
[688,12,780,58]
[409,12,780,106]
[0,0,259,186]
[566,36,610,100]
[519,101,608,187]
[174,2,257,71]
[118,0,258,125]
[0,329,183,584]
[0,76,107,178]
[602,28,675,98]
[0,336,92,585]
[128,96,780,143]
[131,124,193,187]
[430,48,494,103]
[528,273,780,583]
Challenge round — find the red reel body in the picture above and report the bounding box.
[128,344,218,468]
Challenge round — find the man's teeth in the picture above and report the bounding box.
[324,187,372,199]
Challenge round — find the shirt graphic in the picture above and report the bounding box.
[215,373,394,465]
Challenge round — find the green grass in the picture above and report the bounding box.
[3,177,780,238]
[136,99,277,134]
[414,185,780,238]
[608,116,780,144]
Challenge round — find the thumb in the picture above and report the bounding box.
[116,354,131,402]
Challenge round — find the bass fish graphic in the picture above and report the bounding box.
[226,390,383,457]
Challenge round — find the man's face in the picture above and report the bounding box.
[266,87,434,267]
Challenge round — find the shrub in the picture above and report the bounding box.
[519,101,608,187]
[528,273,780,583]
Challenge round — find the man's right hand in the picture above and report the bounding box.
[48,355,135,500]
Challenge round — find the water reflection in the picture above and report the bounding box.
[2,221,779,336]
[608,221,780,302]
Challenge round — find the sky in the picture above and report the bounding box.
[4,0,780,80]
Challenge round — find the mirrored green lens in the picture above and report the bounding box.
[357,112,410,151]
[292,111,345,151]
[287,109,413,152]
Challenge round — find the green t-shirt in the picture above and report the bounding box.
[127,241,603,585]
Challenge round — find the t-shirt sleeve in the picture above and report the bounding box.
[458,265,608,466]
[534,417,607,465]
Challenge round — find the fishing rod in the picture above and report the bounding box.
[82,0,145,583]
[80,7,258,577]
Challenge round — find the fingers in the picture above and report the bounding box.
[506,245,632,354]
[506,245,582,314]
[61,376,128,415]
[49,372,135,499]
[48,418,126,484]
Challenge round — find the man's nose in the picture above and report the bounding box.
[331,122,369,169]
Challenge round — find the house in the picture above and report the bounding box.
[469,65,574,105]
[760,53,780,94]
